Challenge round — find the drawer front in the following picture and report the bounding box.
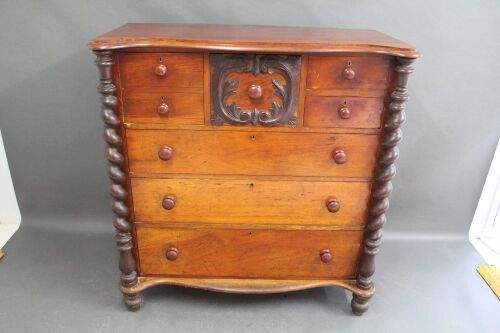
[307,56,391,90]
[126,130,379,178]
[131,177,371,226]
[123,89,204,125]
[118,53,203,89]
[136,226,363,279]
[304,96,384,129]
[210,54,300,127]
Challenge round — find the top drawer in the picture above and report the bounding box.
[118,53,204,89]
[307,55,391,90]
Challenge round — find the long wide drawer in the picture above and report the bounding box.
[126,129,379,178]
[136,226,363,279]
[131,177,371,226]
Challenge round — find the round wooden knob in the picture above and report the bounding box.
[338,106,351,119]
[154,63,168,76]
[332,149,347,164]
[162,195,176,210]
[247,85,263,99]
[326,198,340,213]
[343,67,356,80]
[158,146,173,161]
[157,102,169,115]
[320,249,333,263]
[166,247,178,261]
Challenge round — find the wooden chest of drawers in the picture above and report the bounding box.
[88,23,419,315]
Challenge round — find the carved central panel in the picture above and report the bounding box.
[210,54,301,126]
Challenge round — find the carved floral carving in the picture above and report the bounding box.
[210,54,301,126]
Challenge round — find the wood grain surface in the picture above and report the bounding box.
[120,276,375,297]
[118,52,203,89]
[304,96,384,129]
[122,88,204,125]
[136,226,363,279]
[307,55,392,90]
[130,177,371,225]
[126,129,379,178]
[88,23,421,58]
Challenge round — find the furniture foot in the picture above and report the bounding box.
[123,292,143,311]
[351,292,371,316]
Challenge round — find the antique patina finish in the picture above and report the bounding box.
[88,23,419,315]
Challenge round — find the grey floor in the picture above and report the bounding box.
[0,216,499,333]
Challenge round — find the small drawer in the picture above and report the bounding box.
[118,53,203,89]
[131,177,371,226]
[304,96,384,129]
[126,129,379,178]
[307,55,391,90]
[136,226,363,279]
[123,88,204,125]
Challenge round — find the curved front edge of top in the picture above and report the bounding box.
[87,39,421,58]
[86,24,421,58]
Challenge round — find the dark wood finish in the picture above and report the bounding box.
[165,247,179,261]
[320,249,333,263]
[332,149,347,164]
[122,89,204,125]
[351,57,415,316]
[157,102,169,115]
[154,63,168,76]
[87,23,421,58]
[94,50,142,311]
[161,195,176,210]
[157,146,173,161]
[247,84,263,99]
[307,55,392,90]
[130,177,371,226]
[343,66,356,80]
[326,198,341,213]
[338,106,351,119]
[210,54,301,126]
[126,129,379,178]
[89,23,419,314]
[304,96,384,129]
[121,276,374,297]
[118,53,203,89]
[136,226,363,279]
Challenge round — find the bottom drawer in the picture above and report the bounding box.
[136,226,363,279]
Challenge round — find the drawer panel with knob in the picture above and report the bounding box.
[304,96,384,129]
[307,55,392,91]
[126,129,379,178]
[130,177,371,226]
[122,88,204,125]
[118,53,203,89]
[136,226,363,279]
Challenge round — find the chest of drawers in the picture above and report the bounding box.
[88,23,419,315]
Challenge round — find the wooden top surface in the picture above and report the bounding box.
[87,23,420,57]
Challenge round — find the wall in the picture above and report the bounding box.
[0,0,499,236]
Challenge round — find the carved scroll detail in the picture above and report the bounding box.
[210,54,301,126]
[94,51,142,311]
[351,57,415,316]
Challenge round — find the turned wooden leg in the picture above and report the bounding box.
[124,292,144,311]
[95,51,143,312]
[351,292,372,316]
